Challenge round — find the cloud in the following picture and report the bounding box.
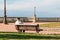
[0,0,60,11]
[7,2,34,10]
[0,0,38,10]
[0,3,3,10]
[37,0,60,12]
[0,0,60,17]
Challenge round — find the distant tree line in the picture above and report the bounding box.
[0,17,60,23]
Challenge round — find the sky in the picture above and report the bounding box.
[0,0,60,17]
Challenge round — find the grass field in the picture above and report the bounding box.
[40,22,60,28]
[0,32,60,40]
